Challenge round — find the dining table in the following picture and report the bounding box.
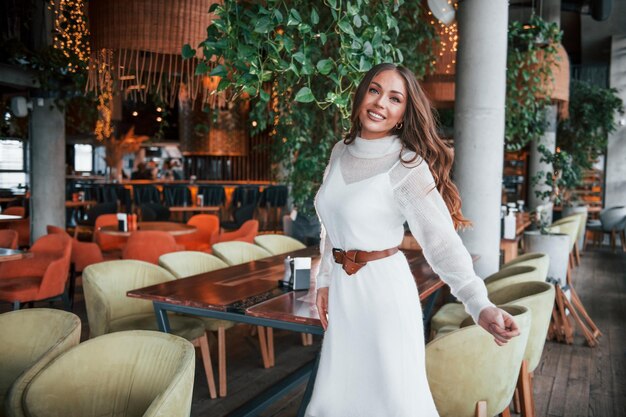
[0,214,22,223]
[0,248,32,262]
[99,221,197,237]
[127,246,447,417]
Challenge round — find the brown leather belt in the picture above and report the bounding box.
[332,246,399,276]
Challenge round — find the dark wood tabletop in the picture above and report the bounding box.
[0,248,32,262]
[0,214,22,223]
[128,247,445,327]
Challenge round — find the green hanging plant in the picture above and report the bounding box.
[187,0,436,214]
[505,15,562,151]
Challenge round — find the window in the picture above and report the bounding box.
[74,144,93,172]
[0,139,27,189]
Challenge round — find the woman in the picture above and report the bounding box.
[306,63,520,416]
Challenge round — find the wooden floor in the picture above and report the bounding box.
[1,245,623,417]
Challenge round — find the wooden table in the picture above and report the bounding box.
[65,200,97,208]
[100,221,196,237]
[128,247,444,417]
[0,248,31,262]
[500,214,533,264]
[0,214,22,223]
[168,205,221,214]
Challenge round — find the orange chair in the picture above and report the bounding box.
[0,230,18,249]
[175,214,220,251]
[2,206,30,248]
[217,220,259,244]
[47,225,105,308]
[94,214,127,254]
[122,231,184,264]
[0,233,72,310]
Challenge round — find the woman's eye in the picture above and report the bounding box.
[368,87,379,94]
[390,97,401,103]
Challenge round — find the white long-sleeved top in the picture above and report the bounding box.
[314,135,494,322]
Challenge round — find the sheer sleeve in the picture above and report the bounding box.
[314,141,342,290]
[391,160,494,322]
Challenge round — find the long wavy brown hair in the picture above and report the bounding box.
[344,63,471,229]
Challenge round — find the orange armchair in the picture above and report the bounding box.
[2,206,30,248]
[122,231,184,264]
[217,220,259,244]
[0,233,72,310]
[175,214,220,251]
[0,230,18,249]
[94,214,127,254]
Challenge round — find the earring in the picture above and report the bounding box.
[395,121,404,130]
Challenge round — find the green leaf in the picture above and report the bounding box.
[195,60,209,75]
[311,9,319,25]
[353,14,362,28]
[338,20,355,37]
[273,9,283,22]
[328,0,337,8]
[316,59,333,75]
[209,64,227,77]
[293,51,306,63]
[294,87,315,103]
[298,23,312,34]
[359,56,372,72]
[363,41,373,57]
[254,17,272,33]
[288,9,302,26]
[182,44,196,59]
[208,3,219,13]
[260,90,270,102]
[319,32,327,45]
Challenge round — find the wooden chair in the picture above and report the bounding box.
[586,206,626,252]
[217,219,259,244]
[0,230,18,249]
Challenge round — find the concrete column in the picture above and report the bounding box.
[453,0,509,276]
[606,35,626,207]
[30,98,66,241]
[528,104,558,219]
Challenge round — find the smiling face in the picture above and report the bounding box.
[357,70,408,140]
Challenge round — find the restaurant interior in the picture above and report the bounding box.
[0,0,625,416]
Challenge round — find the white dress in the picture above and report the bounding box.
[305,135,494,417]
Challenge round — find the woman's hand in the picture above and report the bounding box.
[316,287,329,331]
[478,306,520,346]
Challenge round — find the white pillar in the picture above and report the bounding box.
[30,98,66,241]
[606,35,626,208]
[453,0,509,276]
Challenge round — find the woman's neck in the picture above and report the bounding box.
[348,134,402,159]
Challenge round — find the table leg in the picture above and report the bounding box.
[297,352,321,417]
[153,303,172,333]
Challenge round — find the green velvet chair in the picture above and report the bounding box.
[158,251,228,278]
[426,305,531,417]
[483,282,555,417]
[253,234,306,255]
[19,330,194,417]
[158,251,235,397]
[82,260,218,399]
[501,252,549,282]
[211,241,272,266]
[1,309,81,417]
[430,266,541,335]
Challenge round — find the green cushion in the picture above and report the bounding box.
[1,309,81,417]
[21,331,194,417]
[158,251,228,278]
[212,241,272,266]
[253,235,306,255]
[430,303,469,333]
[109,314,206,342]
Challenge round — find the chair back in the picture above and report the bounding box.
[175,214,220,250]
[600,206,626,231]
[100,185,132,212]
[231,186,260,208]
[79,202,118,227]
[163,185,192,207]
[83,260,176,337]
[483,265,541,293]
[233,204,256,228]
[258,185,288,208]
[426,305,531,417]
[0,230,18,249]
[254,234,306,255]
[32,234,72,300]
[197,185,226,206]
[21,331,194,417]
[554,213,586,244]
[212,241,272,265]
[501,252,549,282]
[94,214,127,252]
[159,251,228,278]
[547,219,578,251]
[140,203,171,221]
[134,185,161,205]
[47,225,104,273]
[478,281,555,372]
[122,231,181,264]
[218,219,259,244]
[1,309,80,416]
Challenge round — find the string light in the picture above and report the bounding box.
[428,1,458,75]
[50,0,90,73]
[95,64,113,141]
